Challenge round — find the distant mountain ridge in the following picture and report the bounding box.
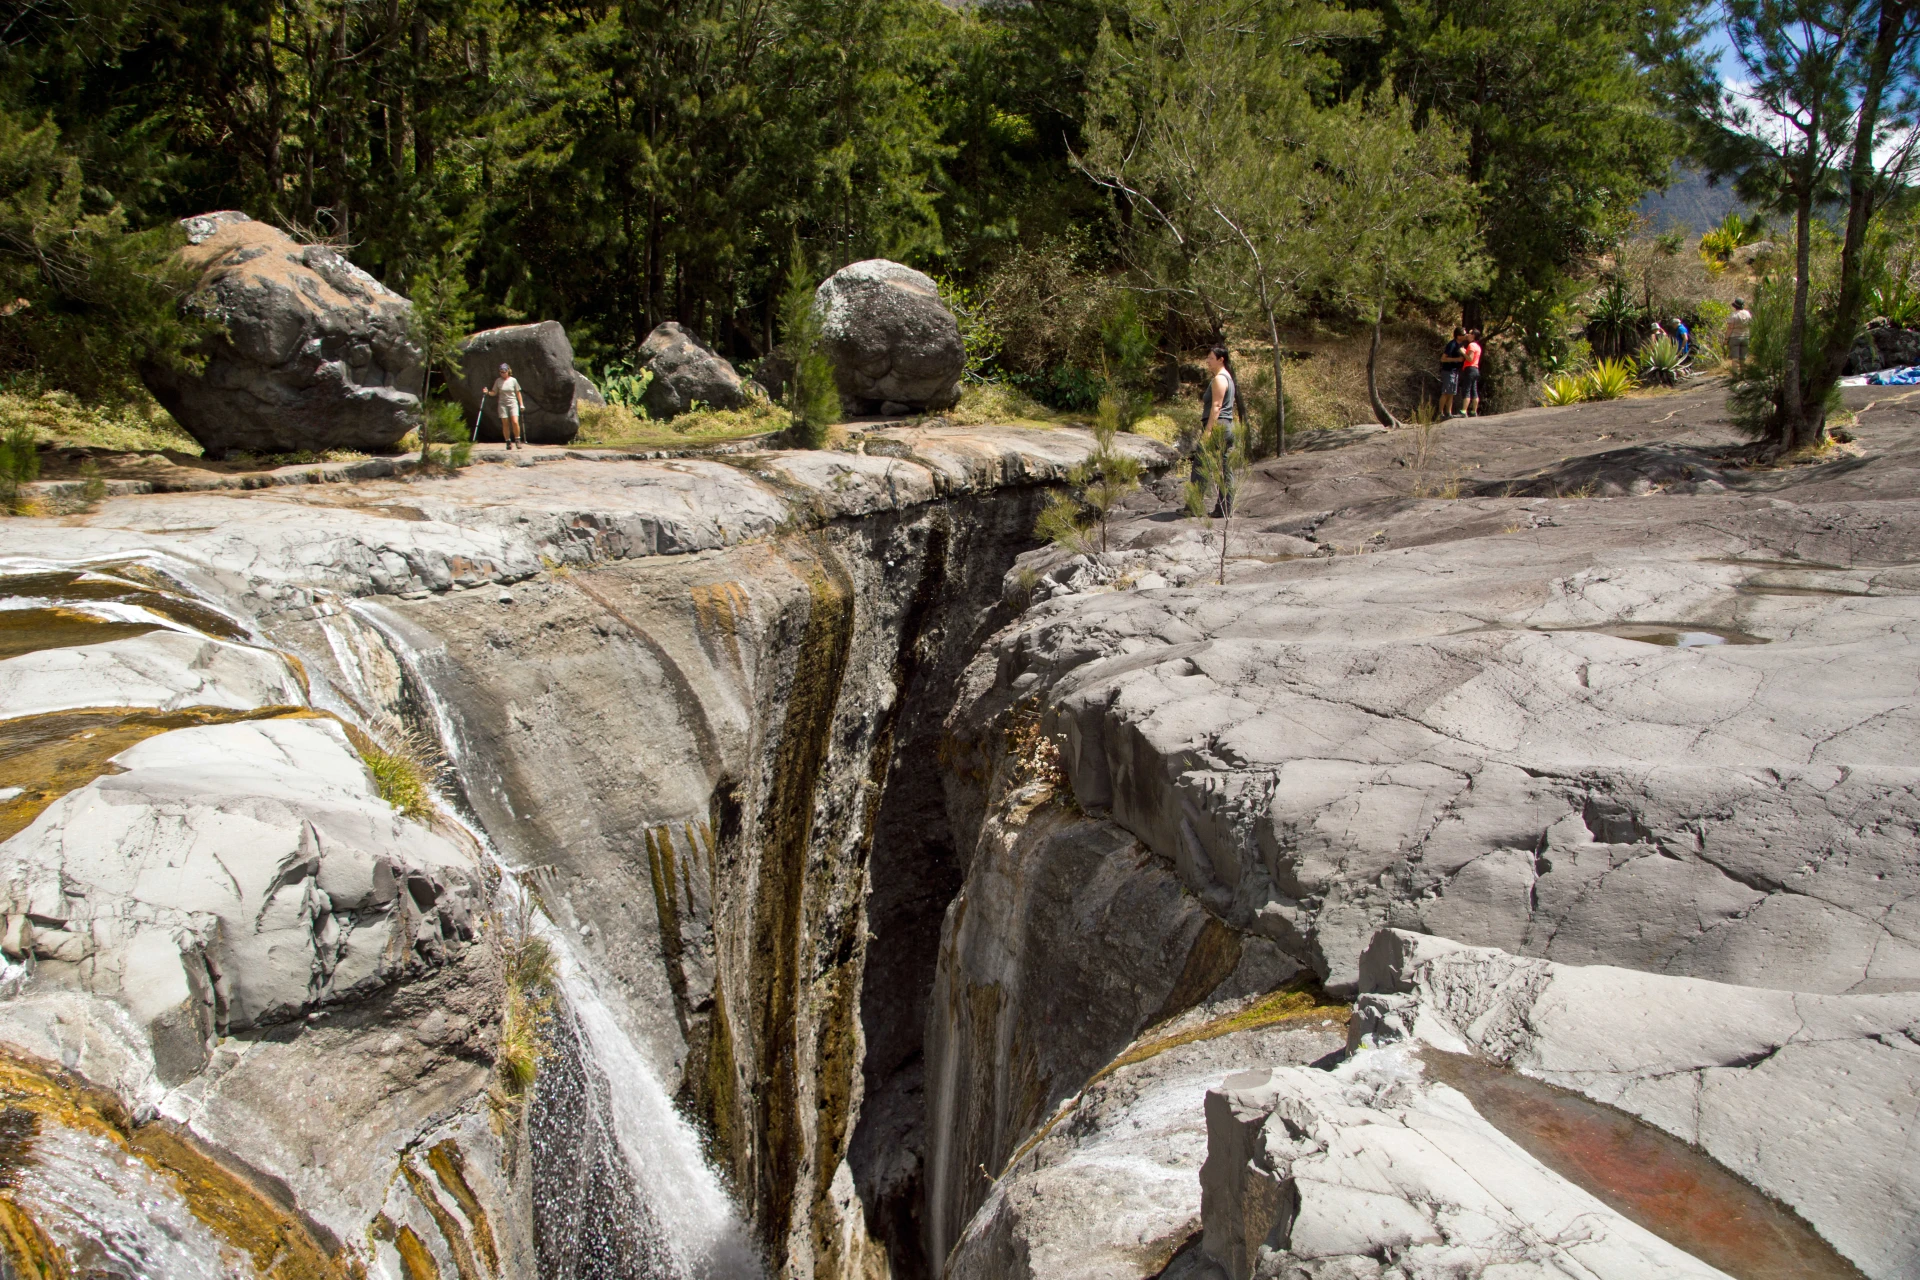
[1637,164,1753,235]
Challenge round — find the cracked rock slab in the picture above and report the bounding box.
[1198,1046,1732,1280]
[1351,928,1919,1279]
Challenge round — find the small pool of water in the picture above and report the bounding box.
[0,606,160,660]
[1539,623,1768,648]
[0,568,249,641]
[1422,1050,1863,1280]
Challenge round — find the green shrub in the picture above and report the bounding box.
[1582,279,1642,360]
[1009,365,1105,412]
[1699,211,1768,264]
[419,400,473,470]
[0,422,38,512]
[598,362,655,412]
[1728,278,1841,440]
[1541,372,1587,406]
[1582,358,1634,401]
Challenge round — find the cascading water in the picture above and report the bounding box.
[340,598,765,1280]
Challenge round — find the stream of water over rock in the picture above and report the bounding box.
[346,599,767,1280]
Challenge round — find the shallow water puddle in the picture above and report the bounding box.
[0,606,159,660]
[1539,622,1769,648]
[1422,1050,1863,1280]
[0,705,319,841]
[0,568,250,641]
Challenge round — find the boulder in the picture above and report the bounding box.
[142,213,424,457]
[814,259,965,413]
[574,370,607,408]
[454,321,581,444]
[635,322,747,418]
[1845,323,1920,375]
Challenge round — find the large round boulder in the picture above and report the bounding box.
[814,260,965,413]
[637,322,747,418]
[454,321,581,444]
[142,212,424,457]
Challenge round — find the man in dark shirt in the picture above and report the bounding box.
[1439,328,1466,419]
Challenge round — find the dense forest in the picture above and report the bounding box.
[0,0,1913,448]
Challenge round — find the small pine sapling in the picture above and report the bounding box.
[0,423,39,513]
[1036,412,1144,554]
[420,401,474,470]
[780,240,842,448]
[1186,422,1250,585]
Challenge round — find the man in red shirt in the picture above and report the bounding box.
[1460,331,1484,418]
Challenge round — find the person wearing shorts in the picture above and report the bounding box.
[1439,328,1466,418]
[1460,330,1483,417]
[1727,300,1752,363]
[485,362,526,449]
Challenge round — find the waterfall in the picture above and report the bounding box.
[340,599,764,1280]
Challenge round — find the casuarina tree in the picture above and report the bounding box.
[1682,0,1920,450]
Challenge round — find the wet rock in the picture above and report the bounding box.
[455,320,582,444]
[636,322,747,418]
[815,259,965,412]
[1351,929,1920,1279]
[1197,1048,1730,1279]
[143,213,423,457]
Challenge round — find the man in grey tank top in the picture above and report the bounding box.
[1200,345,1238,515]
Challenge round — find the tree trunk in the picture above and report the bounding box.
[1368,307,1403,429]
[1782,184,1816,449]
[1266,306,1286,456]
[411,10,434,178]
[1811,0,1912,408]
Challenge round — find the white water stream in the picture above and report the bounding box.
[343,599,764,1280]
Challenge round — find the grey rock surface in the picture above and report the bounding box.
[815,259,965,412]
[947,1013,1346,1280]
[1198,1048,1732,1280]
[142,213,424,456]
[958,390,1920,999]
[0,629,305,717]
[2,718,483,1062]
[1352,929,1920,1279]
[456,320,581,443]
[637,321,748,418]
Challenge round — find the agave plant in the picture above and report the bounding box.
[1583,358,1635,401]
[1636,336,1686,386]
[1699,211,1768,264]
[1582,279,1641,360]
[1541,372,1587,406]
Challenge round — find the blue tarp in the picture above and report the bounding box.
[1867,365,1920,384]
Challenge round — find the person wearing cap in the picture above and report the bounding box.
[1671,317,1691,360]
[484,362,526,450]
[1727,299,1752,363]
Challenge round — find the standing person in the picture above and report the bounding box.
[1439,328,1466,418]
[1672,317,1691,360]
[1198,345,1238,515]
[1460,330,1484,417]
[1727,299,1752,364]
[484,362,526,450]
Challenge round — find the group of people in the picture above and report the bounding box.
[1438,327,1484,418]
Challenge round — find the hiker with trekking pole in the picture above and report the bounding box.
[485,363,526,450]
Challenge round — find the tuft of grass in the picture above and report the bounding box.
[0,387,199,455]
[575,397,787,451]
[489,891,557,1126]
[1582,359,1635,401]
[939,380,1061,428]
[0,423,39,514]
[1541,372,1587,406]
[344,722,440,820]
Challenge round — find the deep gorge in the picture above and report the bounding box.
[2,402,1917,1280]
